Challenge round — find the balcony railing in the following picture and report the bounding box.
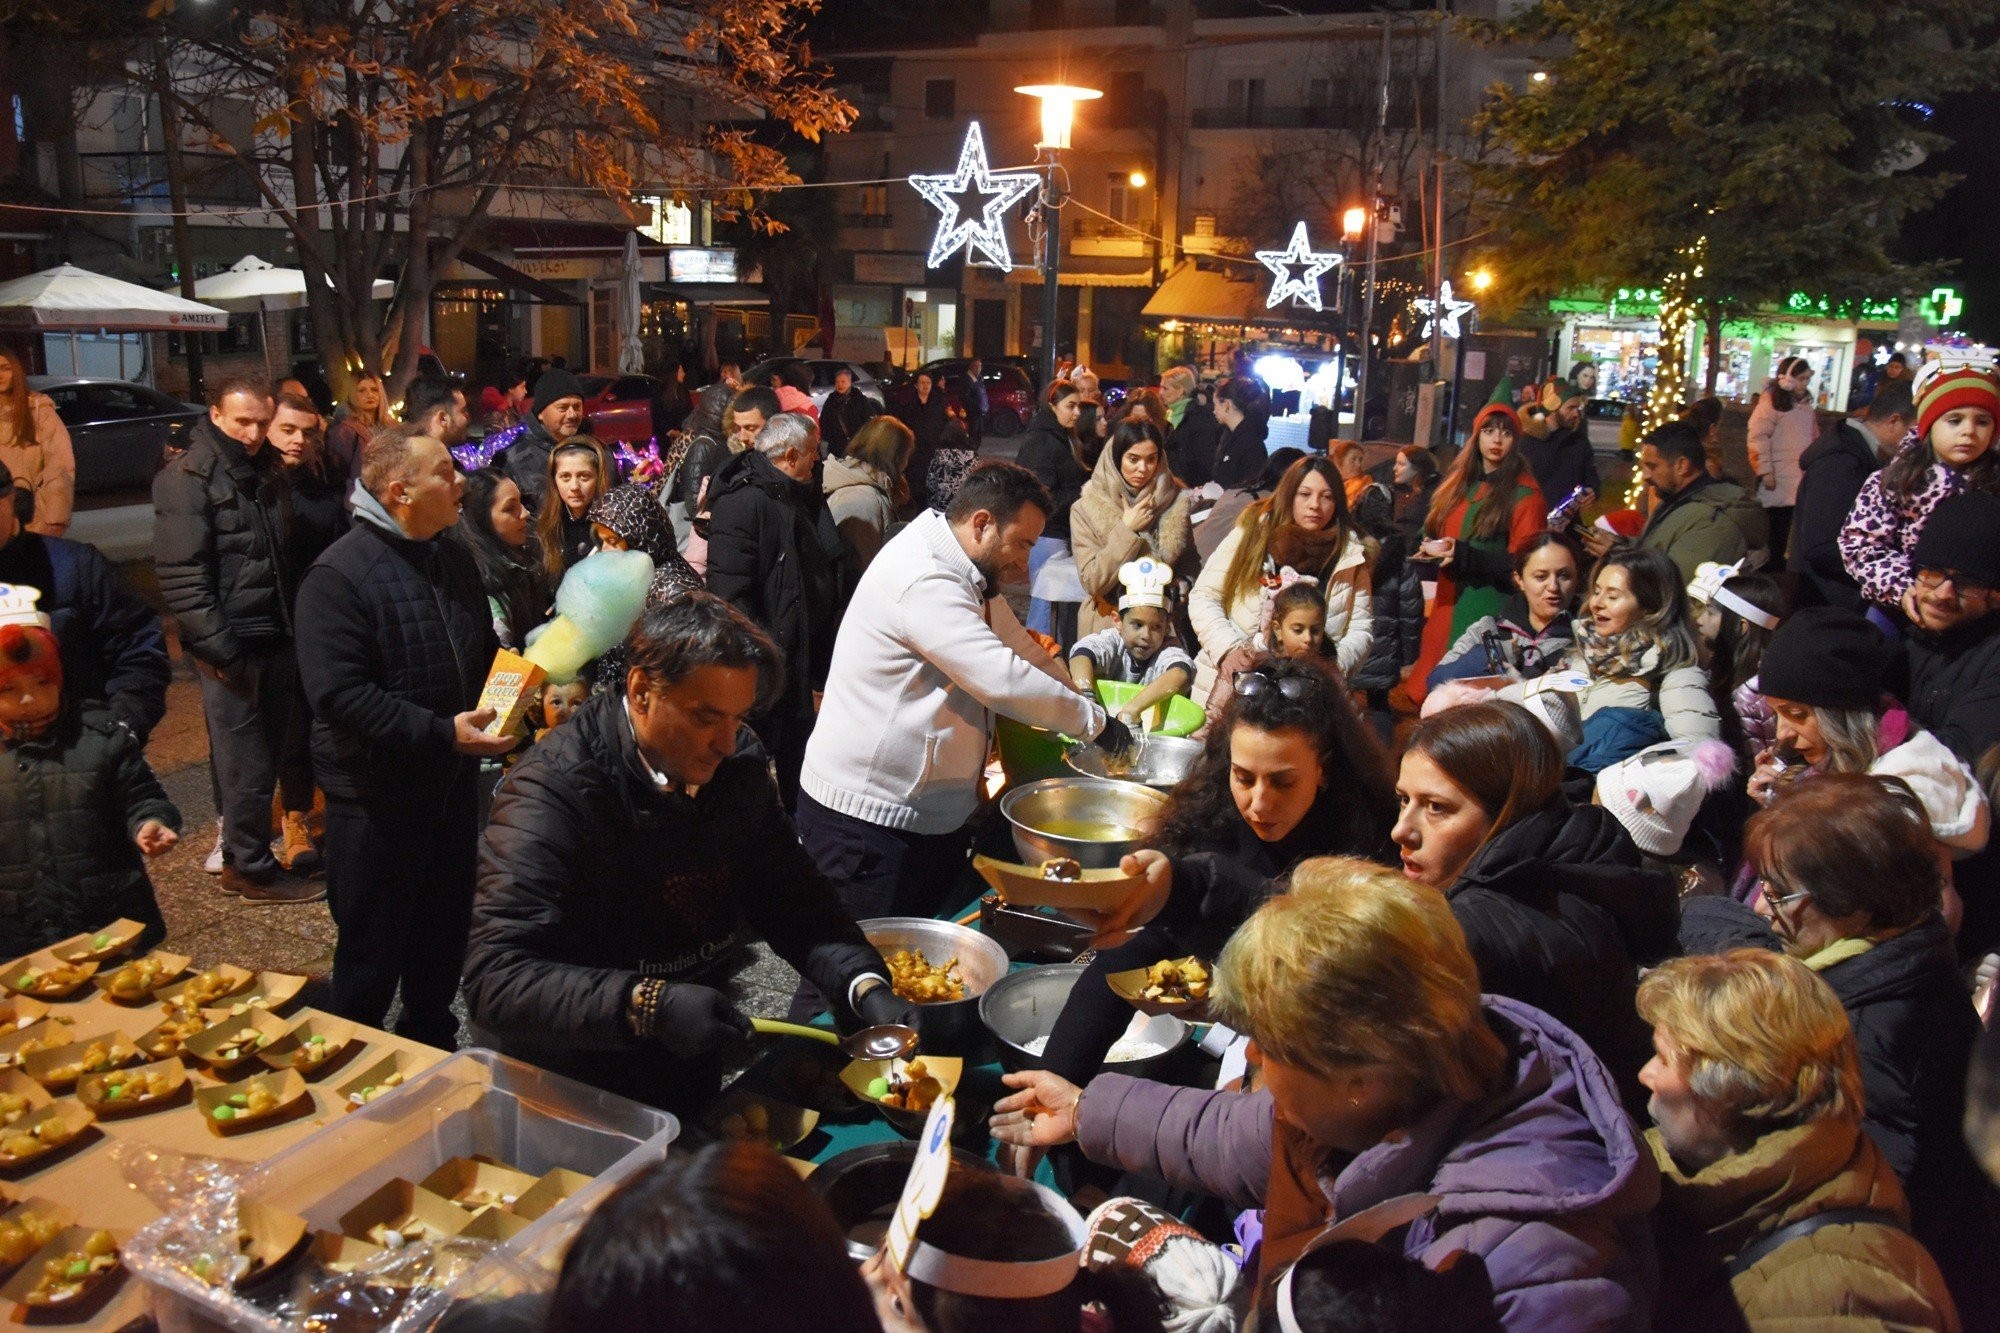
[79,150,264,207]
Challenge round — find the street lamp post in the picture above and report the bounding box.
[1016,83,1101,393]
[1448,269,1494,443]
[1339,206,1367,431]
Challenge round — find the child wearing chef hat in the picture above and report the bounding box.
[1067,557,1197,726]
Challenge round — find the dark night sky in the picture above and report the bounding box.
[804,4,2000,340]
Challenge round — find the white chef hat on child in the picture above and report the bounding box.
[1686,560,1740,608]
[1118,557,1174,612]
[0,584,48,630]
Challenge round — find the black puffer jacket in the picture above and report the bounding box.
[463,693,887,1103]
[1448,802,1679,1107]
[151,418,293,669]
[1014,408,1090,542]
[1167,392,1223,489]
[294,513,496,803]
[1679,896,2000,1319]
[705,449,843,719]
[497,419,560,515]
[1210,410,1271,490]
[0,706,177,957]
[0,533,168,741]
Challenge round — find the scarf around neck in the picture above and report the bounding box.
[1573,617,1663,682]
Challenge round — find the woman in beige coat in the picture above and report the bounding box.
[1069,419,1195,638]
[0,351,72,536]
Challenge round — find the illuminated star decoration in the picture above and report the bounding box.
[908,122,1041,272]
[1256,222,1342,311]
[1413,280,1478,340]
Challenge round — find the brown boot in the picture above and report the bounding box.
[222,865,326,906]
[278,811,321,875]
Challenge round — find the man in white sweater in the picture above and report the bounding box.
[798,461,1134,919]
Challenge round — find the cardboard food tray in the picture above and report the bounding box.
[0,1100,95,1173]
[1106,959,1215,1020]
[155,963,255,1010]
[840,1055,964,1134]
[259,1015,359,1078]
[125,1049,681,1333]
[195,1069,310,1136]
[0,951,97,1001]
[0,1198,75,1277]
[703,1091,819,1153]
[973,853,1146,912]
[22,1032,139,1091]
[0,1070,50,1128]
[0,1021,71,1072]
[202,971,308,1022]
[183,1010,290,1075]
[417,1157,539,1214]
[335,1051,414,1112]
[0,1224,127,1310]
[92,951,192,1004]
[0,998,48,1033]
[75,1056,188,1118]
[50,919,146,964]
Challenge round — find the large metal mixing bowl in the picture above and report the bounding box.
[999,777,1169,870]
[978,962,1189,1080]
[859,917,1011,1056]
[1065,734,1204,790]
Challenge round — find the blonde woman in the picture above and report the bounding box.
[0,350,73,536]
[1638,950,1959,1330]
[993,856,1657,1328]
[325,373,386,478]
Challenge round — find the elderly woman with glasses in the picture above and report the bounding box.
[1036,655,1397,1085]
[1680,773,2000,1321]
[994,858,1660,1331]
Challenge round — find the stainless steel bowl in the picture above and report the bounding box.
[859,917,1011,1056]
[1065,734,1204,790]
[999,777,1170,870]
[978,963,1190,1079]
[810,1141,996,1260]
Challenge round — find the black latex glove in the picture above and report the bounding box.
[1096,714,1137,758]
[653,983,752,1058]
[857,983,920,1032]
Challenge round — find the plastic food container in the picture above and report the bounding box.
[127,1048,679,1333]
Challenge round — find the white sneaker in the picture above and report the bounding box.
[203,821,224,875]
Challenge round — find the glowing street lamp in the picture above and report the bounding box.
[1016,82,1102,390]
[1469,268,1494,295]
[1342,206,1368,241]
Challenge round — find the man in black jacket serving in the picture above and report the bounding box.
[463,594,916,1114]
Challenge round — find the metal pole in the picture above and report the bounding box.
[155,44,205,401]
[1451,312,1474,446]
[1044,161,1061,387]
[1353,19,1391,441]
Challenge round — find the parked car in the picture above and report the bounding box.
[29,376,203,494]
[1584,397,1629,451]
[739,358,887,413]
[577,374,664,446]
[887,358,1038,437]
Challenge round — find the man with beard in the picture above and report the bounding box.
[1585,420,1767,582]
[798,461,1134,921]
[498,368,585,514]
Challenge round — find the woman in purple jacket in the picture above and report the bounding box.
[993,857,1659,1331]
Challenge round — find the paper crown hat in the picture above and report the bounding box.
[0,585,48,630]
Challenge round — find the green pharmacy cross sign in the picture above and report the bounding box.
[1920,287,1964,328]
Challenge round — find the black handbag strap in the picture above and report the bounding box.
[1728,1207,1907,1277]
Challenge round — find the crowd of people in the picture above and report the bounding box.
[3,343,2000,1330]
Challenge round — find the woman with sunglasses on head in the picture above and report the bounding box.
[1679,773,1999,1323]
[1393,700,1679,1106]
[1037,656,1396,1086]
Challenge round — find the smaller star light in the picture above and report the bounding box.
[909,122,1041,273]
[1414,280,1478,340]
[1257,222,1342,311]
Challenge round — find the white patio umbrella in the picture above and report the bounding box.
[0,263,228,332]
[617,231,645,375]
[191,255,394,314]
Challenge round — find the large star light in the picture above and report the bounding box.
[1257,222,1342,311]
[909,122,1041,272]
[1414,280,1478,340]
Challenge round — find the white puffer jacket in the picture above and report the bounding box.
[1189,521,1372,697]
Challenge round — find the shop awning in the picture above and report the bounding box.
[453,249,583,306]
[1141,259,1333,330]
[649,282,769,306]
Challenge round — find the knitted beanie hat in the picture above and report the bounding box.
[1469,402,1521,440]
[1911,491,2000,589]
[1596,738,1737,856]
[530,367,587,416]
[1083,1197,1240,1333]
[1914,363,2000,442]
[1757,606,1889,711]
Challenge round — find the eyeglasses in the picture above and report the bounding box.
[1914,568,1994,597]
[1233,669,1312,702]
[1756,879,1812,911]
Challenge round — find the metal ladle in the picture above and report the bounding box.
[750,1018,920,1062]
